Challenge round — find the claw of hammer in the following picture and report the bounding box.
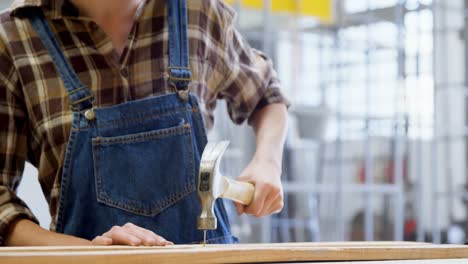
[197,141,255,244]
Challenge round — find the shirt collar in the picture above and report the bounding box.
[10,0,79,19]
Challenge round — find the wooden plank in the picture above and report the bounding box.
[0,242,467,264]
[0,241,429,252]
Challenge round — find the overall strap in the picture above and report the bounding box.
[167,0,192,94]
[28,10,94,112]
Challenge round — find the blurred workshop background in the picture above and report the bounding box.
[2,0,468,244]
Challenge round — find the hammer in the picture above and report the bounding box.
[197,141,255,245]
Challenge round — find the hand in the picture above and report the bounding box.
[235,158,284,217]
[91,223,174,246]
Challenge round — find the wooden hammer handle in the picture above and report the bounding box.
[220,177,255,205]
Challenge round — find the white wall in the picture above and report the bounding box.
[17,164,51,229]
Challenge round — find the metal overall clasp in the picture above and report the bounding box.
[69,88,96,121]
[84,108,96,121]
[168,66,192,101]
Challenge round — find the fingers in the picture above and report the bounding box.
[100,223,174,246]
[273,194,284,213]
[258,191,282,217]
[102,225,141,246]
[258,191,278,216]
[122,223,173,246]
[260,192,284,216]
[239,178,283,218]
[243,182,268,217]
[92,235,113,245]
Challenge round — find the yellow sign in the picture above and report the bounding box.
[224,0,333,23]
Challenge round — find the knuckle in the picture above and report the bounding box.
[141,238,152,245]
[147,239,158,246]
[254,209,263,217]
[124,222,134,228]
[269,183,281,193]
[130,240,141,246]
[263,181,274,189]
[258,183,269,192]
[111,225,120,232]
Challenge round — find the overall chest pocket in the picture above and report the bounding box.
[91,124,196,216]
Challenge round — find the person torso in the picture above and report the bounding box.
[1,0,233,229]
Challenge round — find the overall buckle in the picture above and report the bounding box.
[168,66,192,101]
[69,90,96,120]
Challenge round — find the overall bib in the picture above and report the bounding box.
[28,0,237,244]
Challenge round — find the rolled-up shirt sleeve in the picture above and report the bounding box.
[0,43,39,245]
[214,1,290,125]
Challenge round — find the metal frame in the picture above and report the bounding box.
[215,0,468,244]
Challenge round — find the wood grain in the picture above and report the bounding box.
[1,242,467,264]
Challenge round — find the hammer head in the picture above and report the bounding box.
[197,141,230,230]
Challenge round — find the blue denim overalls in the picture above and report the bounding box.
[28,0,237,244]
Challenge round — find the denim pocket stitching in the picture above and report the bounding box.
[96,181,196,216]
[94,106,192,129]
[93,124,191,146]
[92,124,196,216]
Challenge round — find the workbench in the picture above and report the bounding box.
[1,242,467,264]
